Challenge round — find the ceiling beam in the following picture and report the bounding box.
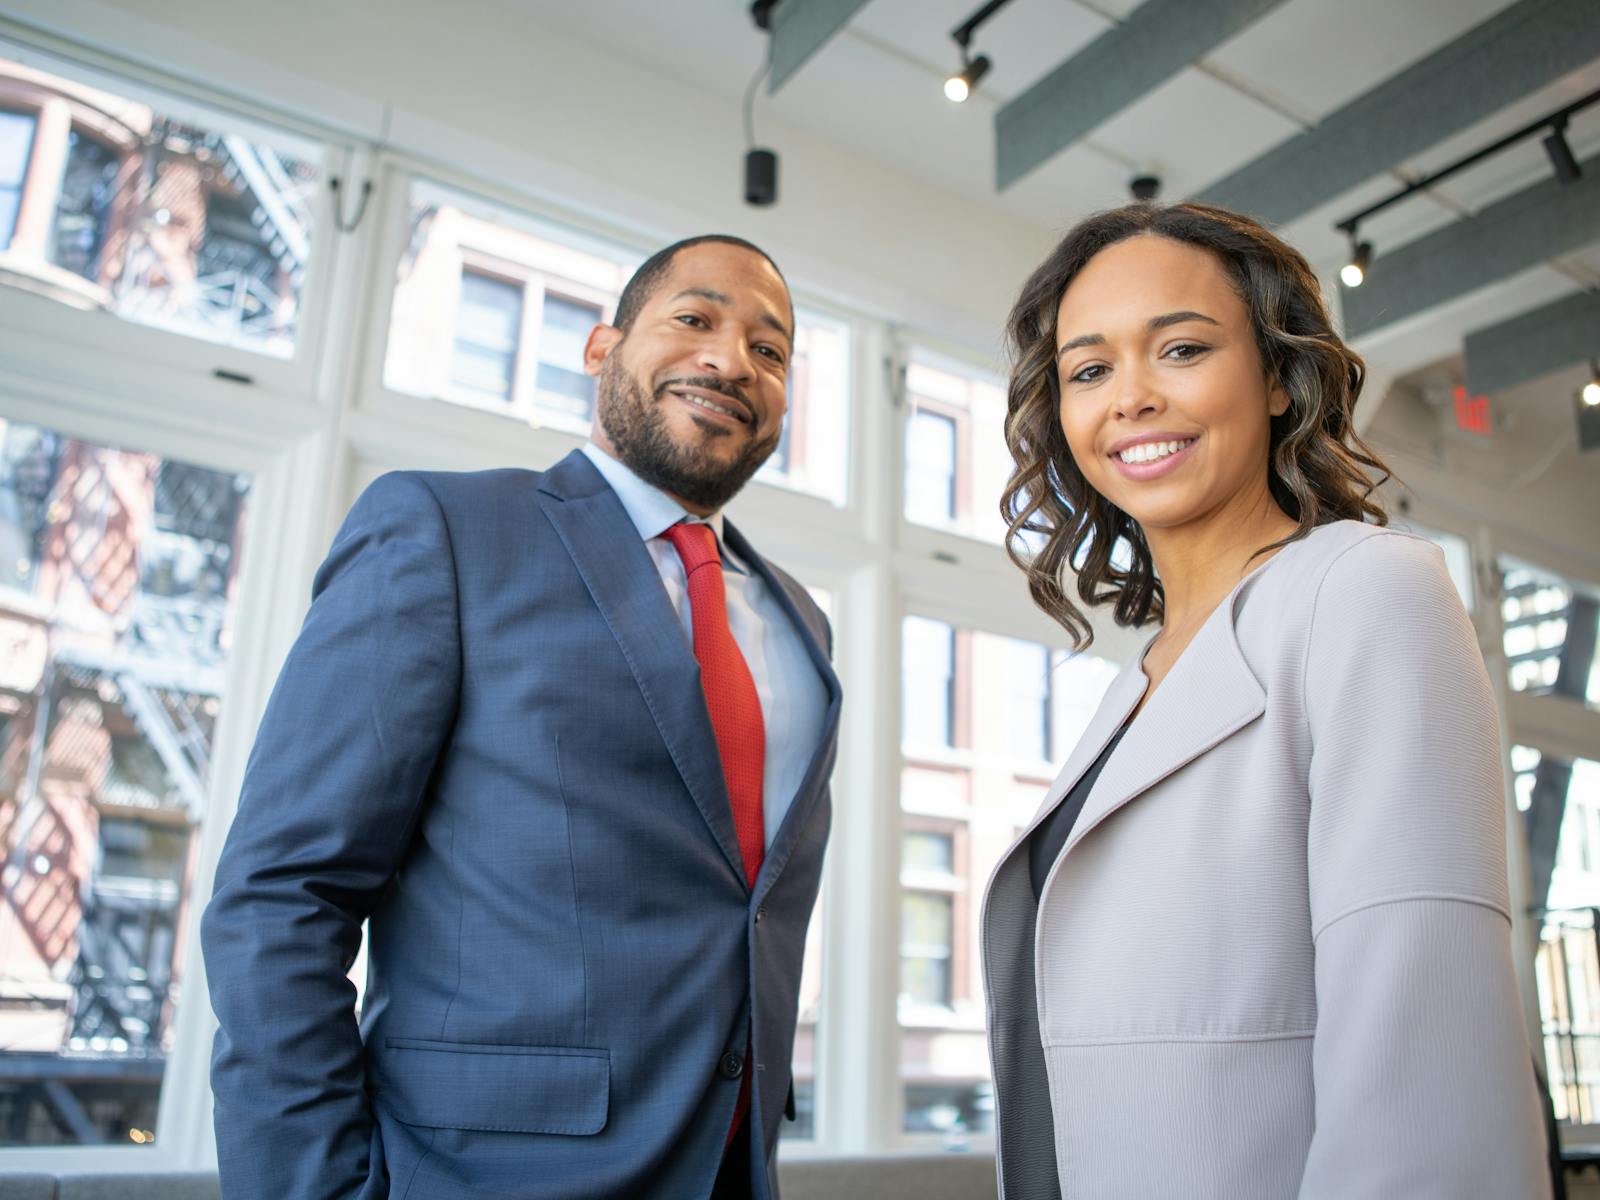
[767,0,873,93]
[1341,150,1600,340]
[1464,290,1600,396]
[1193,0,1600,226]
[995,0,1286,191]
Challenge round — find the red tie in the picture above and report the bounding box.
[663,522,766,887]
[663,522,765,1153]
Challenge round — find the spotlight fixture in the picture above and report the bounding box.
[1332,87,1599,254]
[944,0,1013,103]
[944,55,991,103]
[743,4,778,206]
[1340,237,1373,289]
[1583,359,1600,409]
[1544,120,1583,186]
[1129,175,1161,202]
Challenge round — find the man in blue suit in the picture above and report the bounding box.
[201,235,841,1200]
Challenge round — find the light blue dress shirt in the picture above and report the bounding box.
[581,442,828,849]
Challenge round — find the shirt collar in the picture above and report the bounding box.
[581,441,744,573]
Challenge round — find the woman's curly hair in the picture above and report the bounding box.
[1000,201,1393,650]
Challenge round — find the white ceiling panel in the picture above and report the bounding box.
[1206,0,1508,118]
[1089,68,1303,200]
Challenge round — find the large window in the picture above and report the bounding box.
[0,46,323,357]
[0,418,251,1148]
[385,176,851,501]
[898,615,1119,1140]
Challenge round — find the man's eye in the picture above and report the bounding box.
[676,313,707,328]
[756,345,785,364]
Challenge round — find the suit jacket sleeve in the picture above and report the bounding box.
[200,472,461,1200]
[1296,531,1549,1199]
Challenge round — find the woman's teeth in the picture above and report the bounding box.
[1117,438,1195,465]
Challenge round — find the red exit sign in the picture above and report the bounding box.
[1453,385,1491,435]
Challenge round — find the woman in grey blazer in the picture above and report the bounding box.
[982,201,1549,1199]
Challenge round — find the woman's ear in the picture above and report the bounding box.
[1267,376,1291,418]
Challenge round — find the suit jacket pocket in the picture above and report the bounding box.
[380,1037,609,1135]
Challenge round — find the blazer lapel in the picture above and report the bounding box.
[723,521,843,900]
[1061,587,1266,859]
[535,451,748,888]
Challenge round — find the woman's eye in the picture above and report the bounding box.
[1068,364,1107,384]
[1165,342,1208,360]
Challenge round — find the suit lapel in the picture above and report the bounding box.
[535,451,748,888]
[722,522,843,901]
[1061,586,1266,859]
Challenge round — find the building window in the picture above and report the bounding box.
[903,354,1010,543]
[47,129,118,281]
[902,616,956,751]
[1001,638,1052,765]
[0,417,253,1147]
[905,409,956,525]
[0,109,34,250]
[900,888,953,1009]
[533,292,599,422]
[0,52,322,356]
[451,270,522,405]
[1501,563,1599,709]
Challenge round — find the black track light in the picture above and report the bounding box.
[1544,123,1583,185]
[1340,238,1373,289]
[944,54,991,103]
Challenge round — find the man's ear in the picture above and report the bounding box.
[584,324,623,377]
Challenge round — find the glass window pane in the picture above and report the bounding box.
[450,271,522,404]
[0,48,322,357]
[902,616,954,751]
[903,354,1009,543]
[1500,560,1600,712]
[1525,750,1600,1123]
[899,614,1121,1139]
[534,293,599,423]
[779,582,832,1143]
[0,109,35,249]
[0,417,253,1147]
[756,310,851,506]
[385,178,632,431]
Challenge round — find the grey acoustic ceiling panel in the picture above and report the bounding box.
[1194,0,1600,226]
[995,0,1287,191]
[1341,151,1600,340]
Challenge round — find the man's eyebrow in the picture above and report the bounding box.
[672,287,793,344]
[672,287,732,306]
[1056,310,1221,359]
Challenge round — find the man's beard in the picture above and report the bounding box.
[596,353,780,512]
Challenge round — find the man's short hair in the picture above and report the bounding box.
[612,235,790,333]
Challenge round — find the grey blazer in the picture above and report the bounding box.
[981,521,1549,1199]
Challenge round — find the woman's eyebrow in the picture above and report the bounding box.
[1056,310,1221,359]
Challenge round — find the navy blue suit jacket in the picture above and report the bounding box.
[201,451,841,1200]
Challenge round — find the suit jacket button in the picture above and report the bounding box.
[754,906,767,924]
[720,1052,744,1079]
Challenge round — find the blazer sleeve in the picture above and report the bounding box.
[1296,530,1549,1199]
[200,472,461,1200]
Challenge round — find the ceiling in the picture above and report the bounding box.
[500,0,1598,460]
